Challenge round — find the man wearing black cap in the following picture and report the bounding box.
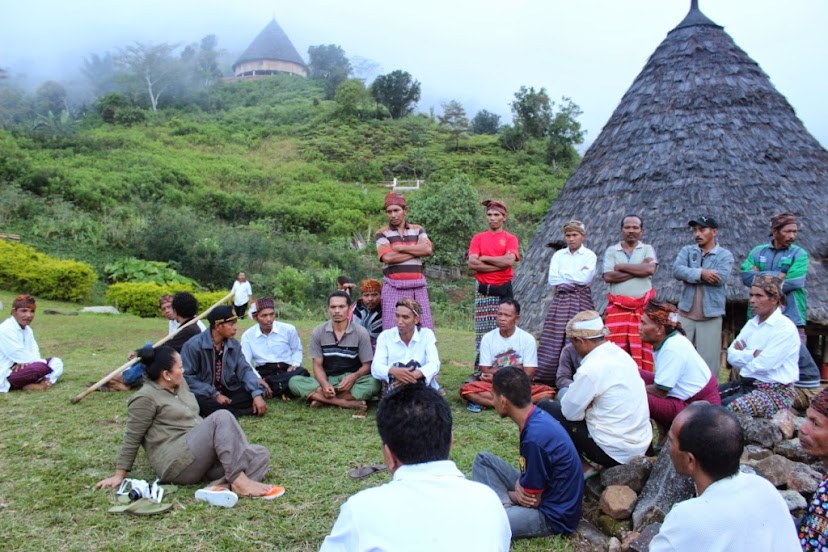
[672,216,734,377]
[181,305,268,417]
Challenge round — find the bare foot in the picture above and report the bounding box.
[22,381,52,391]
[309,400,321,408]
[230,473,275,497]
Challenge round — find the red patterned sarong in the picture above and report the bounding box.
[459,380,556,402]
[605,289,656,372]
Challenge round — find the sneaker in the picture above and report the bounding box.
[467,402,484,413]
[195,486,238,508]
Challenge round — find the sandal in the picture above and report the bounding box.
[348,463,388,479]
[195,486,238,508]
[467,402,484,413]
[108,498,172,515]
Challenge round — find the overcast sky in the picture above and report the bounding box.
[3,0,826,148]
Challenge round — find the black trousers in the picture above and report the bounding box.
[257,362,309,396]
[197,387,255,418]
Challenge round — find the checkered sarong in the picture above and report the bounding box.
[727,382,796,418]
[536,284,594,385]
[381,277,434,330]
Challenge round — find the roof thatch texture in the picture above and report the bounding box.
[233,19,306,70]
[513,4,828,334]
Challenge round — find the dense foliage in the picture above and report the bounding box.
[0,240,97,301]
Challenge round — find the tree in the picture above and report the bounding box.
[334,78,372,120]
[438,100,469,150]
[511,86,553,139]
[308,44,351,100]
[370,70,421,119]
[471,110,501,135]
[406,175,479,267]
[546,97,584,166]
[34,81,67,116]
[82,53,118,99]
[116,42,181,111]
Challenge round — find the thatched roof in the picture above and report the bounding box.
[233,19,306,70]
[513,2,828,333]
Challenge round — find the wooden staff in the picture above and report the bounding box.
[71,290,235,404]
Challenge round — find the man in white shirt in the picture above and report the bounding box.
[720,274,799,417]
[321,385,511,552]
[240,297,308,399]
[0,295,63,392]
[460,299,554,412]
[649,403,800,552]
[371,298,440,391]
[230,272,253,318]
[538,311,651,475]
[537,220,596,385]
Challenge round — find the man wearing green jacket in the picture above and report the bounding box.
[741,212,808,342]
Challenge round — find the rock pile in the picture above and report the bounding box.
[572,409,822,551]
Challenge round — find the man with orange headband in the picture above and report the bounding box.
[468,199,519,368]
[0,295,64,391]
[375,192,434,330]
[351,279,383,350]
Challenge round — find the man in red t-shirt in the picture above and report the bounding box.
[468,200,519,368]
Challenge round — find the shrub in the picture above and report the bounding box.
[104,257,198,287]
[0,240,97,301]
[106,282,232,318]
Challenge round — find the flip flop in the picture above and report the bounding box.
[348,463,387,479]
[108,498,172,515]
[195,486,238,508]
[249,485,285,500]
[583,468,600,481]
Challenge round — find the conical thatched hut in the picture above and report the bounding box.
[232,19,307,78]
[514,3,828,351]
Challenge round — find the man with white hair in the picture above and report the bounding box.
[538,310,651,476]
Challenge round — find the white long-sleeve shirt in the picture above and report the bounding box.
[0,316,63,392]
[371,327,440,388]
[240,321,303,367]
[548,246,597,287]
[726,308,799,384]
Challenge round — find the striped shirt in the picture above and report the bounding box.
[309,321,374,377]
[376,223,431,280]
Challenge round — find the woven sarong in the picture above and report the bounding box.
[727,382,796,418]
[639,370,721,428]
[536,283,594,385]
[459,379,556,402]
[605,289,656,372]
[381,277,434,330]
[7,361,52,389]
[474,293,502,353]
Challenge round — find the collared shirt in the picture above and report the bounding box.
[602,241,658,298]
[0,316,41,369]
[240,321,303,367]
[479,326,538,369]
[231,280,252,307]
[548,246,596,287]
[371,327,440,388]
[672,243,734,318]
[170,319,206,334]
[310,321,374,377]
[652,332,711,400]
[650,472,801,552]
[320,460,511,552]
[741,243,808,326]
[727,308,799,384]
[561,341,652,463]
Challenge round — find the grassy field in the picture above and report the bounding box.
[0,291,576,552]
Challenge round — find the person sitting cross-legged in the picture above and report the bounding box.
[0,294,64,392]
[472,367,583,539]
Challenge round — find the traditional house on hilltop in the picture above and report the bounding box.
[232,19,307,78]
[513,2,828,362]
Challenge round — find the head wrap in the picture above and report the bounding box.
[208,305,238,327]
[384,192,407,209]
[810,388,828,418]
[770,212,797,233]
[255,297,275,312]
[481,199,507,216]
[563,220,586,235]
[644,300,682,332]
[360,279,381,294]
[396,298,423,317]
[751,274,783,301]
[565,310,610,339]
[12,294,36,310]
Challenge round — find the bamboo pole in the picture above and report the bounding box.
[70,290,235,404]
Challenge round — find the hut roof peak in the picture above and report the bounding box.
[671,0,722,32]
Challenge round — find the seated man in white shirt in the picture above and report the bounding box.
[240,297,308,399]
[372,298,440,393]
[538,310,651,476]
[460,299,554,412]
[0,295,63,392]
[321,385,511,552]
[649,403,800,552]
[720,274,799,417]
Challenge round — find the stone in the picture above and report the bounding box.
[739,464,757,475]
[741,444,773,462]
[585,475,605,501]
[631,440,695,530]
[608,537,622,552]
[597,514,632,538]
[779,489,808,512]
[80,306,120,315]
[755,454,794,487]
[775,438,815,463]
[601,456,653,493]
[735,413,785,448]
[794,416,807,433]
[627,523,662,552]
[600,486,638,520]
[575,519,609,549]
[622,531,640,551]
[811,461,827,476]
[771,409,796,439]
[788,463,822,494]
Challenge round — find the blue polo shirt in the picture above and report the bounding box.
[519,406,584,534]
